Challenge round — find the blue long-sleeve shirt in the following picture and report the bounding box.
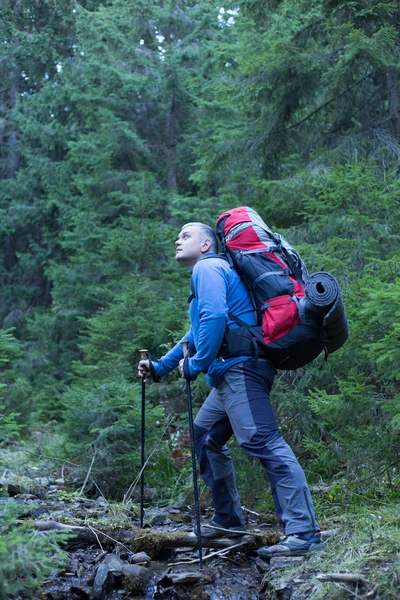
[153,255,257,387]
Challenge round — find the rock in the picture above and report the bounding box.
[92,554,125,598]
[101,553,124,572]
[122,564,149,576]
[151,514,170,526]
[255,557,270,573]
[7,482,22,496]
[13,493,38,501]
[54,478,65,485]
[259,574,294,600]
[130,551,151,565]
[269,556,306,569]
[92,562,113,597]
[66,558,80,575]
[160,571,212,585]
[121,563,152,595]
[95,496,109,507]
[34,477,51,487]
[168,512,192,524]
[69,586,90,599]
[92,553,151,599]
[30,507,50,519]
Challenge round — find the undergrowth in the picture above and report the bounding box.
[281,501,400,599]
[0,501,71,600]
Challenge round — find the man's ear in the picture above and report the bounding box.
[201,238,212,253]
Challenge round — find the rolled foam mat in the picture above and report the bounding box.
[305,271,340,312]
[305,271,349,354]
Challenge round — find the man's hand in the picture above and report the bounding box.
[138,360,151,382]
[179,358,185,378]
[179,357,197,381]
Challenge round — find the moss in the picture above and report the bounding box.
[121,574,147,594]
[54,490,84,502]
[83,515,134,531]
[258,511,280,526]
[168,512,192,524]
[381,516,400,524]
[3,475,41,495]
[130,530,183,559]
[255,530,281,547]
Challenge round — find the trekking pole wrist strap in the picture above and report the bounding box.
[183,355,197,381]
[148,356,161,383]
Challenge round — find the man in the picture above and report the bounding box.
[138,222,323,558]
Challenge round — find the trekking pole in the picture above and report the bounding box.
[139,349,149,529]
[181,341,203,569]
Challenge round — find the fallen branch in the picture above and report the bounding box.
[170,540,249,566]
[202,523,256,536]
[30,520,95,541]
[89,525,136,552]
[320,529,338,539]
[242,506,259,517]
[80,453,96,495]
[315,573,369,585]
[30,520,280,554]
[20,449,79,467]
[87,524,104,552]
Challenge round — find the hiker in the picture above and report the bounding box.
[138,221,323,558]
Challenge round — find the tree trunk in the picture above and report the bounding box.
[387,66,400,138]
[165,93,178,192]
[7,72,20,178]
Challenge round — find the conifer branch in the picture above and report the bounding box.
[268,72,376,136]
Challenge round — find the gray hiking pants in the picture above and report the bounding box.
[193,360,319,534]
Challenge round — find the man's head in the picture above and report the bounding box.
[175,222,218,270]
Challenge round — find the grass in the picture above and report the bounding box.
[260,500,400,599]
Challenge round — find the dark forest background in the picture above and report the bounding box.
[1,0,399,512]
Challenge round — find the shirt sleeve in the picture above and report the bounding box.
[187,260,228,377]
[153,329,195,377]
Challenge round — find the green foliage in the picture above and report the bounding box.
[0,404,22,440]
[0,500,70,600]
[0,329,22,439]
[0,0,399,509]
[289,503,400,599]
[0,328,19,364]
[60,377,179,499]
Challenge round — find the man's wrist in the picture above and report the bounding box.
[148,357,161,383]
[183,355,197,381]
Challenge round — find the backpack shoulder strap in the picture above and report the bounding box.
[188,253,229,303]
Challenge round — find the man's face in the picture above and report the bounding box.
[175,225,209,269]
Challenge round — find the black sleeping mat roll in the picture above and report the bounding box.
[304,271,340,314]
[304,271,349,354]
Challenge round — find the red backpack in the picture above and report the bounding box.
[216,206,348,369]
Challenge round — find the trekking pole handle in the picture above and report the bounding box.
[181,341,189,357]
[140,349,149,361]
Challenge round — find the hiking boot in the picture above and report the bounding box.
[194,519,245,538]
[257,532,324,559]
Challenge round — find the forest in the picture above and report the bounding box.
[0,1,399,598]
